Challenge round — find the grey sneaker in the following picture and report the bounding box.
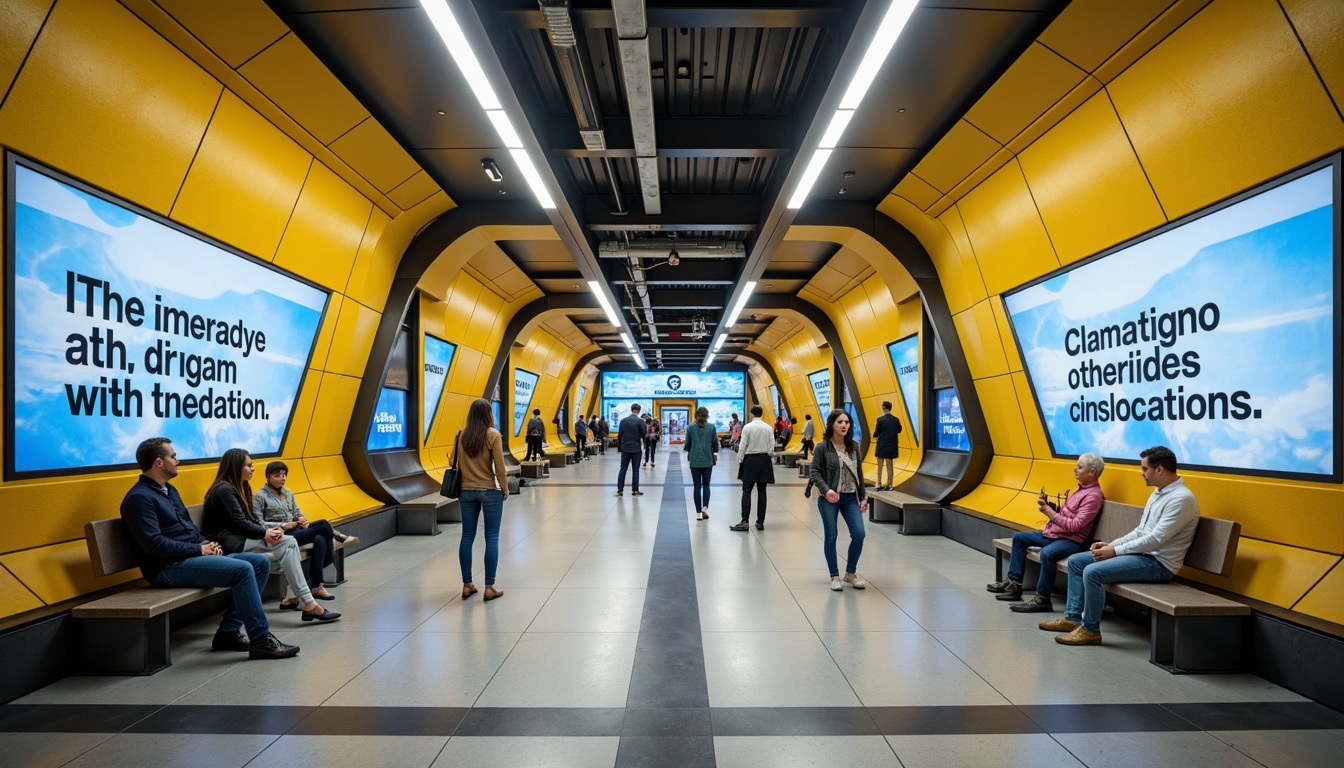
[987,580,1021,599]
[842,573,866,589]
[830,578,844,592]
[1010,594,1054,613]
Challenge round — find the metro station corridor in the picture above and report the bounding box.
[3,452,1340,768]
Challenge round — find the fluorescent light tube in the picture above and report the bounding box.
[418,0,501,110]
[787,149,832,209]
[620,332,634,350]
[713,334,726,352]
[487,110,523,149]
[589,281,621,325]
[636,355,646,369]
[724,281,757,327]
[839,0,918,110]
[510,148,556,209]
[819,109,855,149]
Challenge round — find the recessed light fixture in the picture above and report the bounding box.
[437,109,446,115]
[481,158,503,183]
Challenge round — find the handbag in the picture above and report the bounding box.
[440,430,463,498]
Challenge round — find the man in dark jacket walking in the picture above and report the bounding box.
[525,409,546,461]
[616,404,647,496]
[873,401,902,491]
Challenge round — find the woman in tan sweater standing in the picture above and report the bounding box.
[456,398,509,601]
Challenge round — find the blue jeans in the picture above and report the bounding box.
[152,552,270,638]
[618,451,641,492]
[1064,551,1175,632]
[459,488,504,586]
[818,491,865,578]
[1006,531,1085,598]
[691,466,712,511]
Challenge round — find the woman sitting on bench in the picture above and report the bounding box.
[203,449,341,623]
[253,460,357,609]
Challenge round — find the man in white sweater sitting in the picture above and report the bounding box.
[1039,445,1199,646]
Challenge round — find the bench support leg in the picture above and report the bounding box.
[898,507,941,535]
[869,500,902,524]
[78,616,171,675]
[1150,614,1245,673]
[325,549,347,587]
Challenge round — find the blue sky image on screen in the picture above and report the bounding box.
[887,336,920,444]
[696,399,745,432]
[601,370,745,399]
[603,399,647,430]
[367,388,407,451]
[936,389,970,451]
[513,368,540,437]
[577,385,587,415]
[422,335,456,437]
[809,369,831,415]
[11,164,328,474]
[1002,167,1336,476]
[491,400,503,433]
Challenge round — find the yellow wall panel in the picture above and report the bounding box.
[0,0,52,104]
[274,162,372,290]
[312,483,380,518]
[448,346,481,394]
[280,368,324,459]
[894,173,941,210]
[996,491,1051,528]
[929,205,988,315]
[1107,0,1344,218]
[911,120,1002,194]
[388,170,443,211]
[300,455,350,490]
[958,161,1060,296]
[171,91,311,259]
[974,375,1033,458]
[237,33,368,145]
[308,294,343,372]
[1183,538,1337,608]
[953,300,1010,380]
[1291,560,1344,625]
[0,0,220,214]
[1281,0,1344,111]
[0,566,44,617]
[1011,371,1053,459]
[1187,479,1344,555]
[329,117,422,194]
[303,373,360,456]
[291,490,336,522]
[965,43,1088,146]
[156,0,288,69]
[982,455,1034,490]
[444,274,481,333]
[467,289,504,350]
[1038,0,1174,73]
[861,348,895,395]
[1,540,140,605]
[343,207,394,309]
[1025,459,1084,500]
[951,484,1019,516]
[989,298,1022,373]
[323,298,381,378]
[1019,92,1167,265]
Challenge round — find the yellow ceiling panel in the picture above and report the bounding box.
[468,245,512,280]
[273,162,373,291]
[805,266,852,299]
[827,248,871,278]
[328,117,421,194]
[975,374,1033,459]
[930,204,988,316]
[324,299,381,378]
[156,0,288,69]
[1183,538,1337,609]
[893,173,941,210]
[1282,0,1344,113]
[957,160,1060,297]
[172,91,311,260]
[1093,0,1215,84]
[1291,560,1344,625]
[910,120,1002,194]
[952,301,1009,380]
[313,483,382,518]
[1038,0,1174,73]
[0,0,52,105]
[1,540,140,606]
[0,565,44,619]
[945,146,1015,206]
[0,0,220,215]
[982,455,1033,490]
[1108,0,1344,219]
[965,43,1089,146]
[926,195,952,219]
[1005,74,1103,157]
[238,33,368,145]
[344,208,394,310]
[302,373,360,458]
[389,170,444,211]
[1019,92,1167,265]
[491,266,538,299]
[280,368,324,459]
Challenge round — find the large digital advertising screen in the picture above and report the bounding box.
[5,158,329,477]
[513,367,539,437]
[601,370,746,399]
[576,384,587,416]
[935,388,969,451]
[696,398,746,432]
[422,334,456,438]
[887,335,920,444]
[602,399,648,429]
[768,384,787,420]
[808,368,831,415]
[367,387,408,451]
[1003,159,1340,480]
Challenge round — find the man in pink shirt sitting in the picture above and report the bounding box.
[987,453,1105,613]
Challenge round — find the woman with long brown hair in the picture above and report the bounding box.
[202,448,340,622]
[807,409,870,592]
[456,398,509,601]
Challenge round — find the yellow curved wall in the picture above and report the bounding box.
[879,0,1344,622]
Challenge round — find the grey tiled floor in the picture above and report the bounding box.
[2,450,1338,767]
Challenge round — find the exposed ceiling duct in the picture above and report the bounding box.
[612,0,660,216]
[625,254,659,346]
[598,240,747,259]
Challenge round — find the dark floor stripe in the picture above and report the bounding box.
[288,706,467,736]
[453,707,624,736]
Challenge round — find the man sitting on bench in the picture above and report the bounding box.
[119,437,300,660]
[986,453,1105,612]
[1040,445,1200,646]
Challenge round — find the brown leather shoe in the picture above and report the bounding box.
[462,584,478,599]
[1056,626,1102,645]
[1038,617,1080,632]
[730,522,750,531]
[483,585,504,601]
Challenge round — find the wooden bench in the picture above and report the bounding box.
[867,489,941,535]
[74,505,348,675]
[397,492,460,535]
[798,459,811,478]
[775,449,805,467]
[991,500,1247,673]
[519,460,549,479]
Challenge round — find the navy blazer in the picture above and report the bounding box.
[119,476,205,582]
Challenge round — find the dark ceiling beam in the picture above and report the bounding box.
[610,260,739,284]
[502,5,849,30]
[550,118,792,158]
[582,194,761,231]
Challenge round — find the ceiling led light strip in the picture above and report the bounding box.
[724,281,757,327]
[589,281,621,326]
[420,0,555,209]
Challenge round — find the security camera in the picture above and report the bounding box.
[668,248,680,266]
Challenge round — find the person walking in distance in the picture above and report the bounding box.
[615,404,647,497]
[524,408,546,462]
[872,401,903,491]
[731,405,775,531]
[684,406,718,521]
[643,414,662,468]
[573,414,588,462]
[800,414,816,460]
[597,415,609,454]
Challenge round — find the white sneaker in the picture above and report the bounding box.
[843,573,867,589]
[830,578,844,592]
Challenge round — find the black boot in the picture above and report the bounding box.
[211,629,249,652]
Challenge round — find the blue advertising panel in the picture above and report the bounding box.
[696,398,746,432]
[887,335,920,444]
[1003,161,1339,479]
[513,368,539,437]
[367,387,408,451]
[577,384,587,416]
[808,369,831,415]
[491,400,503,432]
[6,160,329,476]
[935,388,969,451]
[601,370,746,399]
[768,384,786,420]
[603,399,648,429]
[422,334,456,438]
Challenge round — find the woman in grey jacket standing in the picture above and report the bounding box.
[808,409,870,592]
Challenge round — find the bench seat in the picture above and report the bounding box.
[868,489,941,535]
[775,450,805,467]
[397,492,460,535]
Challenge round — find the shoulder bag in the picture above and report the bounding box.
[440,430,463,498]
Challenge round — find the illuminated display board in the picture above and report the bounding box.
[422,335,456,438]
[513,368,539,437]
[886,335,920,444]
[600,370,746,399]
[808,369,831,415]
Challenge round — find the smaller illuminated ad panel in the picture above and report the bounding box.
[422,335,456,438]
[808,369,831,415]
[513,368,540,437]
[367,387,408,451]
[887,335,920,444]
